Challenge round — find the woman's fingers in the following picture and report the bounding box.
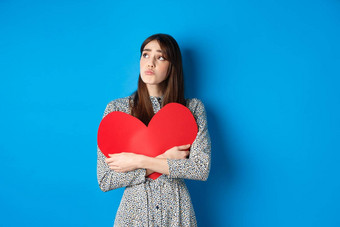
[104,153,139,173]
[110,166,120,170]
[183,150,190,155]
[105,154,119,164]
[177,144,191,150]
[105,157,113,164]
[107,162,121,171]
[181,150,190,158]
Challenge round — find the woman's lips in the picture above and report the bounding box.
[145,70,154,75]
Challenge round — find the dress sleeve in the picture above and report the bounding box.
[166,99,211,181]
[97,101,147,192]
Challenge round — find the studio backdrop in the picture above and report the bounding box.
[1,0,339,226]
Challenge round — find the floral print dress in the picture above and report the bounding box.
[97,95,211,227]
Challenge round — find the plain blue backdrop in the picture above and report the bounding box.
[1,0,339,226]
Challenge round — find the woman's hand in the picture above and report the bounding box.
[105,153,143,173]
[162,144,191,160]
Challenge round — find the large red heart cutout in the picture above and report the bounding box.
[97,103,198,180]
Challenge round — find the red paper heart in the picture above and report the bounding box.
[97,103,198,180]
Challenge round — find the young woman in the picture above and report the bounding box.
[97,33,211,226]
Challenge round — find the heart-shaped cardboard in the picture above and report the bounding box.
[97,102,198,180]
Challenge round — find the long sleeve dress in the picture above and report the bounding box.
[97,95,211,227]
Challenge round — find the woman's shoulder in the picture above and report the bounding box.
[103,95,133,115]
[185,97,205,108]
[185,98,207,115]
[108,95,132,105]
[185,98,208,127]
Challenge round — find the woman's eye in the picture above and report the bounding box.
[158,56,165,61]
[142,53,149,58]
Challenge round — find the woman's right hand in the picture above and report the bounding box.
[160,144,191,160]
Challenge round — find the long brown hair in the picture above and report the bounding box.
[130,34,186,125]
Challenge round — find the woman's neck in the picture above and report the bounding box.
[147,84,163,97]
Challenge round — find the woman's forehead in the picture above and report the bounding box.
[143,40,163,52]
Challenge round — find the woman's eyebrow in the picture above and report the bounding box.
[143,48,163,53]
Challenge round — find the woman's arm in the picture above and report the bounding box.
[106,144,191,175]
[140,145,190,174]
[97,98,211,191]
[97,101,147,192]
[105,99,211,181]
[97,147,146,192]
[166,99,211,181]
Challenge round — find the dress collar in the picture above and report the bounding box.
[149,95,163,100]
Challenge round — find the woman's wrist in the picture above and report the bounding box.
[156,154,165,159]
[139,154,166,176]
[136,154,147,169]
[139,155,153,169]
[138,154,166,169]
[138,155,169,175]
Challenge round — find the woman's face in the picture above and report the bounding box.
[140,40,170,87]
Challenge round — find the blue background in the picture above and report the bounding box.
[1,0,339,226]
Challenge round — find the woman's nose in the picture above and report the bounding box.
[147,58,155,68]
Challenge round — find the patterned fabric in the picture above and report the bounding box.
[97,95,211,227]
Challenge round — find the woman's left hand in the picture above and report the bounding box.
[105,153,142,173]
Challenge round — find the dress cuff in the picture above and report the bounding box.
[134,168,147,184]
[166,158,177,179]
